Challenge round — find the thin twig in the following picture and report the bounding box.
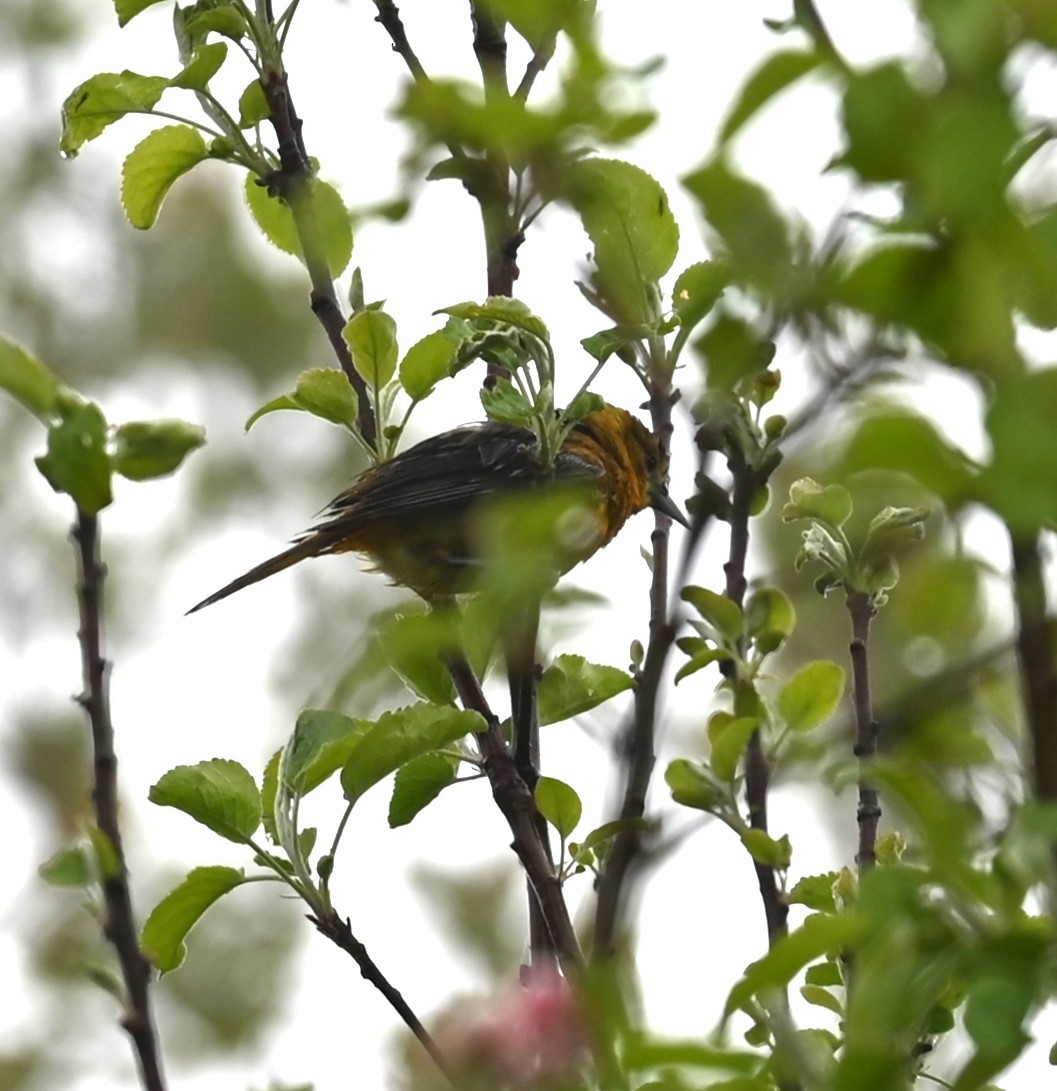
[308,909,452,1081]
[445,651,582,972]
[724,446,787,945]
[592,388,679,955]
[514,33,558,101]
[259,65,378,449]
[505,610,560,970]
[371,0,428,81]
[73,511,167,1091]
[847,591,880,871]
[1009,534,1057,803]
[468,1,524,301]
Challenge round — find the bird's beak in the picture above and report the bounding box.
[650,483,690,528]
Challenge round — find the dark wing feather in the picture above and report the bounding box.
[188,419,608,612]
[308,421,603,537]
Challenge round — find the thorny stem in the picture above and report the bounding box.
[445,651,583,972]
[308,910,453,1082]
[258,64,377,450]
[1010,535,1057,806]
[73,511,167,1091]
[847,591,880,872]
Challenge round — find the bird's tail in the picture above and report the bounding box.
[186,537,322,614]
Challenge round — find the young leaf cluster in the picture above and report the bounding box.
[0,337,204,512]
[783,477,929,607]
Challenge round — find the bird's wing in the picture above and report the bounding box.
[310,422,604,534]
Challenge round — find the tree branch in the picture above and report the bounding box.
[847,591,880,871]
[592,388,680,955]
[445,651,582,972]
[73,510,167,1091]
[371,0,428,82]
[259,65,378,450]
[1010,533,1057,803]
[725,446,787,945]
[308,909,452,1081]
[514,33,558,101]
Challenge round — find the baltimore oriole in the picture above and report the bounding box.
[188,404,683,612]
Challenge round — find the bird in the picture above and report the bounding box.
[187,404,685,613]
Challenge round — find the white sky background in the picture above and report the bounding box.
[5,0,1057,1088]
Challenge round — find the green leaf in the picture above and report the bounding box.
[181,3,247,42]
[963,971,1035,1070]
[778,660,846,733]
[694,313,776,392]
[35,401,113,513]
[787,872,839,912]
[681,586,743,645]
[292,368,359,430]
[672,261,730,335]
[719,50,824,145]
[674,644,730,683]
[580,817,652,853]
[860,505,930,563]
[480,377,534,427]
[839,63,919,186]
[535,776,582,839]
[283,709,369,795]
[237,79,271,127]
[149,759,262,843]
[389,753,458,828]
[375,608,459,705]
[708,713,758,782]
[398,329,459,401]
[344,310,399,389]
[245,368,359,432]
[666,759,724,812]
[981,367,1057,532]
[340,705,484,806]
[538,655,633,726]
[112,418,205,481]
[805,960,843,987]
[744,587,796,655]
[0,337,61,419]
[842,411,975,504]
[477,0,577,50]
[683,159,793,294]
[740,829,792,869]
[115,0,168,26]
[567,158,679,323]
[121,125,210,229]
[245,393,298,430]
[39,844,95,887]
[260,749,281,843]
[244,175,353,277]
[800,984,843,1015]
[438,297,551,345]
[782,477,852,529]
[169,42,227,90]
[141,866,247,972]
[726,912,862,1018]
[60,71,169,158]
[87,827,120,880]
[579,326,640,365]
